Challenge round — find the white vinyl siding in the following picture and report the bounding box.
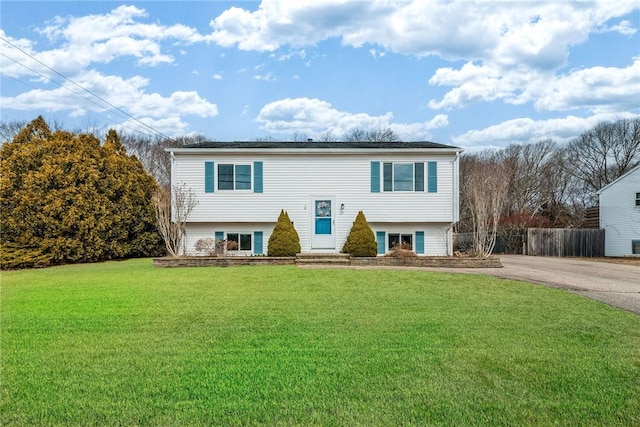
[598,166,640,257]
[173,151,459,255]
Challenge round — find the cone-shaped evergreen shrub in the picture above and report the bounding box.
[342,210,377,257]
[267,210,301,256]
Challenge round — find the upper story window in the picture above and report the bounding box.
[204,161,263,193]
[218,164,251,190]
[636,192,640,206]
[383,162,423,191]
[371,161,436,193]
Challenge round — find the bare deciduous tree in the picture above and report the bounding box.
[461,153,510,258]
[343,127,398,142]
[565,118,640,204]
[152,183,198,256]
[0,119,27,144]
[499,140,557,216]
[121,133,206,186]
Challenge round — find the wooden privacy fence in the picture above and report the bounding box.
[526,228,604,257]
[454,228,605,257]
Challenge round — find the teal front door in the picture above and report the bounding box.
[312,198,335,249]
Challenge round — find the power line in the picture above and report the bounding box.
[1,53,162,139]
[0,36,171,140]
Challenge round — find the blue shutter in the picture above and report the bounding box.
[416,231,425,254]
[376,231,386,255]
[371,161,380,193]
[415,162,424,192]
[253,161,263,193]
[253,231,263,255]
[204,161,214,193]
[428,161,438,193]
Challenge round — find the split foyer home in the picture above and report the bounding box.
[168,141,462,256]
[597,164,640,256]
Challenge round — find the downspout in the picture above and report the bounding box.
[169,150,176,222]
[450,151,461,256]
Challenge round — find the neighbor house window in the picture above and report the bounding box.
[382,162,425,192]
[632,240,640,255]
[388,233,413,250]
[218,164,252,190]
[226,233,252,251]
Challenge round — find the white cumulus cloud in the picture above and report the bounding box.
[452,112,640,150]
[256,97,447,140]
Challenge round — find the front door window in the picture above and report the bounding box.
[315,200,332,235]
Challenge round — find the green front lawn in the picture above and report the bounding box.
[2,259,639,426]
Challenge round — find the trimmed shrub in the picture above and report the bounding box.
[386,242,417,258]
[268,210,301,257]
[342,211,377,257]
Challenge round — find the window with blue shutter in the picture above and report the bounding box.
[380,162,425,192]
[371,161,380,193]
[376,231,386,255]
[216,163,255,191]
[428,161,438,193]
[416,231,425,254]
[253,231,263,254]
[204,161,214,193]
[253,161,263,193]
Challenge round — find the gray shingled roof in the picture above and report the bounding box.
[182,141,460,150]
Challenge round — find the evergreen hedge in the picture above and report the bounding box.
[0,117,164,269]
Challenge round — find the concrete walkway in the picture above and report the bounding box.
[432,255,640,315]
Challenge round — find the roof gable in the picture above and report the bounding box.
[596,164,640,195]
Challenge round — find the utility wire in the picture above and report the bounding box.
[0,36,171,140]
[1,53,161,139]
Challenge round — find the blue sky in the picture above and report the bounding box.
[1,1,639,150]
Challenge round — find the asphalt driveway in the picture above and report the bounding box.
[442,255,640,315]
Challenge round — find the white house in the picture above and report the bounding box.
[168,141,462,256]
[597,164,640,257]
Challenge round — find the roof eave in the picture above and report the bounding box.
[166,147,463,155]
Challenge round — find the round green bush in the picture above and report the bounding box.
[342,211,377,257]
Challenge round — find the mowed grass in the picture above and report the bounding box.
[2,260,639,426]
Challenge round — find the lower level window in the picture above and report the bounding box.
[388,233,413,250]
[226,233,252,251]
[632,240,640,255]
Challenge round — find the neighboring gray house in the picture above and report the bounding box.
[168,141,462,256]
[597,164,640,256]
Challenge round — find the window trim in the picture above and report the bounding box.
[217,163,253,191]
[225,232,253,252]
[382,162,425,192]
[387,232,414,251]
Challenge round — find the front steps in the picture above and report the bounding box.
[295,253,351,266]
